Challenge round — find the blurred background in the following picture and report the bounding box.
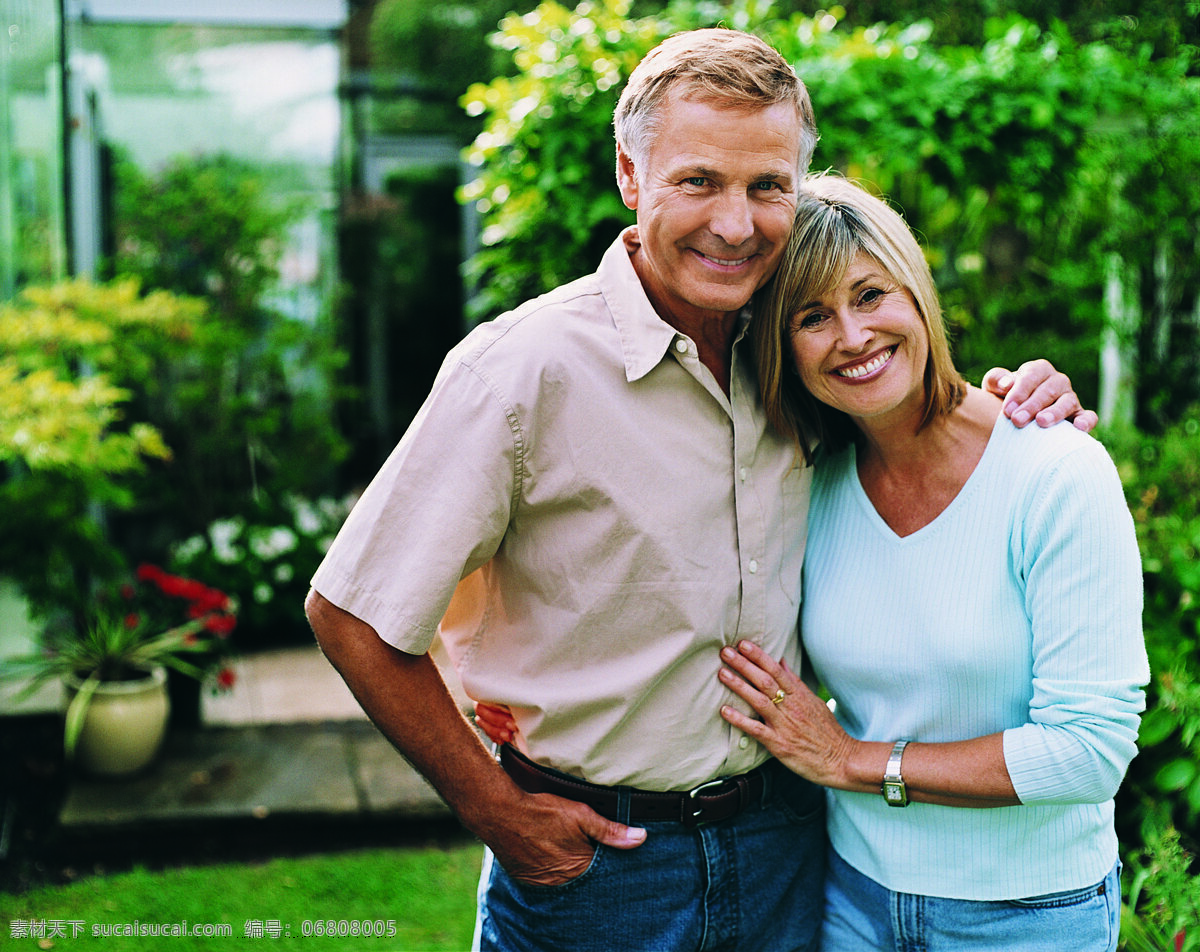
[1,0,1198,946]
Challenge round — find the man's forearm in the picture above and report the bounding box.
[304,589,646,885]
[304,590,518,840]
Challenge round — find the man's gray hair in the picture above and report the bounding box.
[614,28,819,179]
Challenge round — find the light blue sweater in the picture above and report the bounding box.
[802,415,1149,900]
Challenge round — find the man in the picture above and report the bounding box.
[306,28,1094,952]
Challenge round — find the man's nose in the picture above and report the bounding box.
[708,191,754,248]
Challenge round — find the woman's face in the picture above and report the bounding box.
[787,252,929,426]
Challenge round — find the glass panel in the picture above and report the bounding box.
[1,0,67,297]
[75,19,340,323]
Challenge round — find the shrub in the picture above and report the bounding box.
[0,279,202,617]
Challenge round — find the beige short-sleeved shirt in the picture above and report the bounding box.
[312,228,811,791]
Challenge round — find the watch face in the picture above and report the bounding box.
[883,781,908,806]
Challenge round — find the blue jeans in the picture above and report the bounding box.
[822,848,1121,952]
[474,762,826,952]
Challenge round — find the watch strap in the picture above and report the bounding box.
[882,739,910,807]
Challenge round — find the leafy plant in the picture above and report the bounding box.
[461,3,1200,432]
[1121,807,1200,952]
[0,279,204,616]
[109,152,350,556]
[2,564,237,758]
[1108,411,1200,841]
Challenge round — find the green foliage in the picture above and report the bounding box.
[1120,807,1200,952]
[461,3,1200,428]
[459,0,652,318]
[113,154,298,321]
[109,153,350,583]
[0,279,204,615]
[1109,411,1200,837]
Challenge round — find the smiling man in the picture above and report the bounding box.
[305,28,1093,952]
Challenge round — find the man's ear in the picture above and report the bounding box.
[616,143,639,211]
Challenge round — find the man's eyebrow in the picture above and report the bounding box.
[674,165,795,183]
[677,164,719,178]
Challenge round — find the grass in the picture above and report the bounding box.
[2,842,483,951]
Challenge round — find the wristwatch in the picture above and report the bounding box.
[882,739,910,807]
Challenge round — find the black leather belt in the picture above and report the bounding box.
[499,744,769,828]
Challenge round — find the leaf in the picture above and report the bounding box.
[63,673,103,759]
[1138,705,1179,747]
[1154,758,1198,793]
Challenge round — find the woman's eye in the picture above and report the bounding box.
[859,287,885,307]
[795,312,827,330]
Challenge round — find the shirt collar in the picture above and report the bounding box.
[599,227,754,384]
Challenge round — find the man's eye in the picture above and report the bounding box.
[685,177,708,187]
[752,181,780,191]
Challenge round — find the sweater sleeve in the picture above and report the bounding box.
[1002,435,1150,805]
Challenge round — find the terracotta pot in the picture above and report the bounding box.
[64,665,171,777]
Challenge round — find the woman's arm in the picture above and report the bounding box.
[719,642,1020,807]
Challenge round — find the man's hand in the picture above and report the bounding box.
[488,791,646,886]
[983,359,1098,432]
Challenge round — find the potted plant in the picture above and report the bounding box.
[4,563,237,777]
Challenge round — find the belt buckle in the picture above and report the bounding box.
[684,777,729,826]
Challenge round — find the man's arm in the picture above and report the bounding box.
[304,590,645,884]
[983,359,1098,432]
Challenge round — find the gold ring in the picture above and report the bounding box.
[771,688,786,705]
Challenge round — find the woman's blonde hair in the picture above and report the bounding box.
[614,28,819,179]
[753,173,966,463]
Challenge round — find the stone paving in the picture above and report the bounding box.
[53,645,467,832]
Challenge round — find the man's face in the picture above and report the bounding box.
[617,93,802,326]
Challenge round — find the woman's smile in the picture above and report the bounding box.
[833,345,897,381]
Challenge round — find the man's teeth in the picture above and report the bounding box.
[837,347,895,379]
[701,252,750,266]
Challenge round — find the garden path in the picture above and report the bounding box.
[56,643,469,833]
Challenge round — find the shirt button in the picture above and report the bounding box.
[738,735,750,749]
[675,339,689,354]
[748,560,759,574]
[738,467,747,481]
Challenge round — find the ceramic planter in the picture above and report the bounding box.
[64,665,171,777]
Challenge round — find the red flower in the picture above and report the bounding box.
[203,614,237,637]
[1176,930,1185,952]
[123,612,140,630]
[215,667,237,691]
[135,563,166,585]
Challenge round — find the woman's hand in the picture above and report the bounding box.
[718,640,859,790]
[474,701,518,746]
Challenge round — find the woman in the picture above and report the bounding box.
[717,173,1148,950]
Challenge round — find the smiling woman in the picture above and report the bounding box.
[729,172,1149,951]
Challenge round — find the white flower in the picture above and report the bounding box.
[248,526,298,561]
[253,582,274,604]
[172,534,207,563]
[208,518,246,564]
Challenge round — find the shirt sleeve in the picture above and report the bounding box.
[1003,435,1150,805]
[310,349,521,654]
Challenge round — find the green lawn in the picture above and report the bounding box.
[2,842,483,951]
